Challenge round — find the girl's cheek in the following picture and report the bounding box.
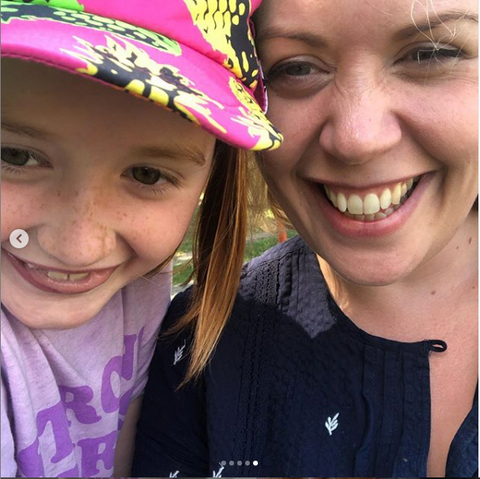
[126,202,196,262]
[0,184,41,242]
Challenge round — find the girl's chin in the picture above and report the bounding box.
[2,296,108,330]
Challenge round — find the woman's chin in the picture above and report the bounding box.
[319,251,419,288]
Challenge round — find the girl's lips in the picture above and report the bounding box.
[4,250,119,294]
[311,173,434,238]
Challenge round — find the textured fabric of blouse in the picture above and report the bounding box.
[133,235,478,478]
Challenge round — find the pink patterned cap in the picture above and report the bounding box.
[1,0,283,151]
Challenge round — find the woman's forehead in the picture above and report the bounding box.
[256,0,478,31]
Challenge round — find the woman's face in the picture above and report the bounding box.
[1,59,215,329]
[256,0,478,285]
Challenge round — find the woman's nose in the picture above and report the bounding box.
[37,188,117,268]
[318,79,402,165]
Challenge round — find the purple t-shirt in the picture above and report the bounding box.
[1,272,171,477]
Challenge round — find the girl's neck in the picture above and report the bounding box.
[319,212,478,342]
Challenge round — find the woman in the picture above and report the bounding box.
[133,0,478,476]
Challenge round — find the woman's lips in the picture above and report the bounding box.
[310,173,434,238]
[4,250,119,294]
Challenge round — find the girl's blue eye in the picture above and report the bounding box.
[130,166,165,185]
[1,147,41,167]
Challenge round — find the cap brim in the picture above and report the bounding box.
[1,2,283,151]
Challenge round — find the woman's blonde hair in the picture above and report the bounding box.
[168,142,249,384]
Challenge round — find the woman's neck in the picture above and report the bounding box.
[319,212,478,342]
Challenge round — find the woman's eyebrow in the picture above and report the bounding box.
[394,10,478,41]
[131,145,207,166]
[256,11,478,47]
[256,27,328,48]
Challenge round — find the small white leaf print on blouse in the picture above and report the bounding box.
[173,340,187,365]
[212,463,225,477]
[169,471,180,477]
[325,412,339,436]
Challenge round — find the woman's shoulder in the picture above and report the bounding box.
[162,236,312,326]
[243,234,307,274]
[238,234,317,301]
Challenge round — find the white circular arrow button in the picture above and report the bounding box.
[9,229,29,249]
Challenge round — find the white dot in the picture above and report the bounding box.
[229,460,234,466]
[253,460,258,466]
[245,460,250,466]
[220,461,226,466]
[237,460,242,465]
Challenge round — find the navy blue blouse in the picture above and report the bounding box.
[133,235,478,477]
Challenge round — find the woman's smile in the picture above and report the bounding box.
[307,172,435,238]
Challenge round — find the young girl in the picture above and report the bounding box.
[0,0,282,477]
[133,0,478,477]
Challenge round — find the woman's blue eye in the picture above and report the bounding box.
[131,166,164,185]
[283,63,313,76]
[269,62,313,79]
[411,47,460,63]
[1,147,40,166]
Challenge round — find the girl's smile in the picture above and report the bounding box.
[4,249,121,295]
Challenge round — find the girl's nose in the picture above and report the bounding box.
[37,189,117,268]
[318,79,402,165]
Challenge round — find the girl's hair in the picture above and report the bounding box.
[170,142,249,384]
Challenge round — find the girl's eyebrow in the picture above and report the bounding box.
[2,120,207,166]
[1,119,57,140]
[128,145,207,166]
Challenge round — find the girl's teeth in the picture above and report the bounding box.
[47,271,69,281]
[27,265,90,282]
[46,271,90,282]
[323,176,418,221]
[69,273,89,281]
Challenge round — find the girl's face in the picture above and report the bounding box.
[1,59,215,328]
[256,0,478,286]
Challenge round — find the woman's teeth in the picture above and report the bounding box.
[324,177,418,221]
[25,262,90,282]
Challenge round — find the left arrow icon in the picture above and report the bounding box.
[10,230,29,249]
